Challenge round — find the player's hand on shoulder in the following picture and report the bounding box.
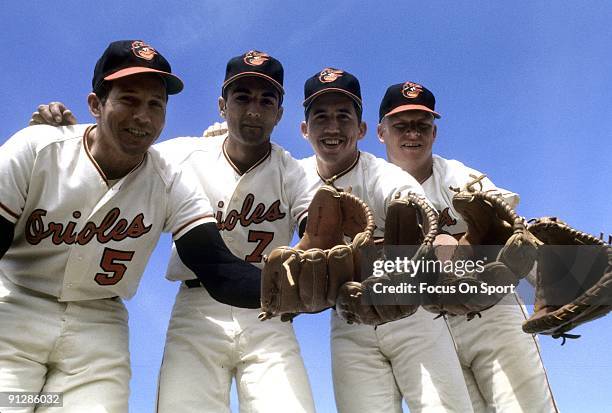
[29,102,77,127]
[202,121,228,138]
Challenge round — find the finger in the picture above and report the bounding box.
[63,110,78,125]
[49,103,64,123]
[29,112,44,126]
[37,104,57,125]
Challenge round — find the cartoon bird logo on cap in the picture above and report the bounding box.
[243,51,270,66]
[131,41,156,61]
[318,68,344,83]
[402,82,423,99]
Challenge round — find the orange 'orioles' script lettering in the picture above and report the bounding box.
[25,208,152,246]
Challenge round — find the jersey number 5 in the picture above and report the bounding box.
[95,247,135,286]
[245,230,274,263]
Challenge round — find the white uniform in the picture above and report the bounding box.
[0,125,215,413]
[421,154,558,413]
[300,152,474,413]
[155,135,316,413]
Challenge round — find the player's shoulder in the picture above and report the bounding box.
[361,151,418,182]
[7,124,91,152]
[432,154,517,198]
[432,154,484,181]
[270,140,302,168]
[359,151,394,171]
[154,135,221,164]
[297,154,316,169]
[146,143,197,188]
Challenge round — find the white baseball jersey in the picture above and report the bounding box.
[159,134,312,278]
[155,133,316,413]
[421,154,558,412]
[301,151,475,412]
[0,124,215,301]
[421,154,519,235]
[299,151,428,238]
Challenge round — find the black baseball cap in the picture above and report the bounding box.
[379,81,440,121]
[92,40,184,95]
[303,68,362,112]
[222,50,284,96]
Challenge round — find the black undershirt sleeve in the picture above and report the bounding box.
[0,215,14,259]
[298,216,307,238]
[175,222,260,309]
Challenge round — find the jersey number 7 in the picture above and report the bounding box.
[245,230,274,263]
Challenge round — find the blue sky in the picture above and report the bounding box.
[1,1,610,411]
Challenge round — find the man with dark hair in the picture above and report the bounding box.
[0,40,262,413]
[298,68,474,413]
[154,50,316,413]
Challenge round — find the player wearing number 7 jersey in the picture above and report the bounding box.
[0,41,262,413]
[155,51,317,412]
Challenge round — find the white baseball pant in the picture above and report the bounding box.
[0,273,130,413]
[446,293,559,413]
[331,307,474,413]
[156,283,315,413]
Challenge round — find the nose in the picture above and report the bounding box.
[404,129,421,138]
[246,102,262,119]
[133,105,152,126]
[404,122,421,137]
[324,118,340,133]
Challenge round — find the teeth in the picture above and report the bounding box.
[401,143,421,148]
[127,128,147,137]
[323,139,341,145]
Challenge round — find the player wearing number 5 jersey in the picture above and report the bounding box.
[0,41,262,413]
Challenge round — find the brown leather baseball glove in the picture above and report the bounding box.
[335,192,438,325]
[422,175,539,319]
[259,185,375,321]
[522,217,611,341]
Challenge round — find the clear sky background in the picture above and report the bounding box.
[1,1,610,412]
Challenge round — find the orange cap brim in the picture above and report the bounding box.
[104,67,184,94]
[384,104,441,119]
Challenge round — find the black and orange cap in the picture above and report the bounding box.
[303,67,362,113]
[92,40,183,95]
[379,81,440,121]
[222,50,284,96]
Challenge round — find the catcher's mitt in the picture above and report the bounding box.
[422,175,539,319]
[335,192,438,325]
[259,185,375,321]
[522,217,611,340]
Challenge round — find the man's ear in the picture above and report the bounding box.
[274,106,284,125]
[377,122,385,144]
[87,93,102,119]
[432,123,437,142]
[218,96,226,118]
[357,121,367,141]
[300,121,308,140]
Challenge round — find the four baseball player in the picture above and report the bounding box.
[11,41,567,412]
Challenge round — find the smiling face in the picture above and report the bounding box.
[378,110,436,172]
[89,73,167,158]
[219,76,283,148]
[301,93,366,176]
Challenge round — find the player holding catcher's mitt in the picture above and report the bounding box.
[335,193,438,325]
[522,217,611,339]
[259,185,375,321]
[422,175,539,319]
